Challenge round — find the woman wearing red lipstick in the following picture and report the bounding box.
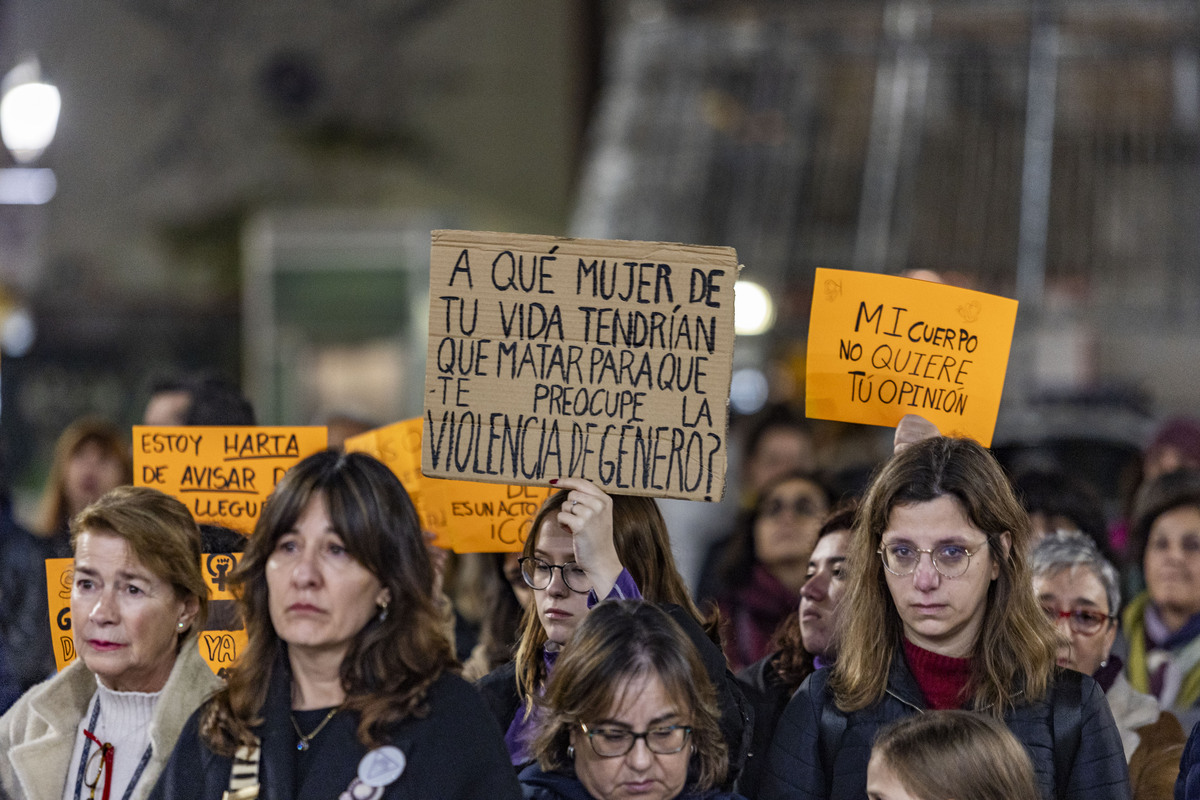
[476,479,749,787]
[149,450,520,800]
[0,486,219,800]
[520,601,745,800]
[761,437,1131,800]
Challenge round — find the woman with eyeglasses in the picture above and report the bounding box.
[761,436,1130,800]
[1033,531,1184,800]
[475,479,750,786]
[521,600,746,800]
[712,471,832,672]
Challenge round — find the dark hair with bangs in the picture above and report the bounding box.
[532,600,728,791]
[199,450,455,754]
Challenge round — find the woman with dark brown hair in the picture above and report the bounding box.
[476,479,749,785]
[148,450,520,800]
[713,471,832,672]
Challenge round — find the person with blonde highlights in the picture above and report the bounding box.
[0,486,219,800]
[866,710,1039,800]
[521,600,744,800]
[762,436,1130,800]
[476,479,749,785]
[149,451,519,800]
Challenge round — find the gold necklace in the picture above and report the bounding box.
[290,706,342,751]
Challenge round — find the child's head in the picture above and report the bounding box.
[867,711,1038,800]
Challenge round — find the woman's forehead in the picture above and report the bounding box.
[534,522,574,556]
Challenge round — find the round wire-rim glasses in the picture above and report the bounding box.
[518,556,589,593]
[1041,606,1115,636]
[579,722,693,758]
[877,542,987,579]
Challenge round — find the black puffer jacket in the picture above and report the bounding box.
[760,653,1131,800]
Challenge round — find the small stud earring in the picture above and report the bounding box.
[177,621,186,630]
[377,600,389,622]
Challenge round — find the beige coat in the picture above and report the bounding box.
[1108,671,1187,800]
[0,638,222,800]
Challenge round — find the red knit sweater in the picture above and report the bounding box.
[902,638,973,710]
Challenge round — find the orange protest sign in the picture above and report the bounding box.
[197,630,248,679]
[805,269,1018,446]
[423,480,552,553]
[45,558,74,671]
[346,418,553,552]
[133,426,328,533]
[46,555,248,677]
[343,418,451,548]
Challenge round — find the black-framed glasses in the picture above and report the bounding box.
[877,542,986,579]
[1041,606,1114,636]
[580,722,692,758]
[518,556,589,593]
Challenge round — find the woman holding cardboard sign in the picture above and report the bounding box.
[148,450,520,800]
[475,478,751,788]
[0,486,220,800]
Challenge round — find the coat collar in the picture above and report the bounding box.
[883,650,927,712]
[7,636,221,800]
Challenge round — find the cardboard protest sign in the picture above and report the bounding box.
[346,418,553,553]
[46,555,248,677]
[133,426,328,533]
[423,230,738,501]
[805,269,1018,446]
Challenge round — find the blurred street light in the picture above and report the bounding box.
[1,58,60,164]
[735,279,775,336]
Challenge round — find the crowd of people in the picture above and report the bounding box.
[3,376,1200,799]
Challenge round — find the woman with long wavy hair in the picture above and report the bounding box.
[761,436,1131,800]
[149,450,520,800]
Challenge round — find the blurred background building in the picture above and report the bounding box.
[0,0,1196,512]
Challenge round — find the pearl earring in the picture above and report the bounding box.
[377,600,389,622]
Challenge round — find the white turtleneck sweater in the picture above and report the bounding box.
[61,680,160,800]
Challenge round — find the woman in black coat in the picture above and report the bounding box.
[149,451,520,800]
[761,437,1131,800]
